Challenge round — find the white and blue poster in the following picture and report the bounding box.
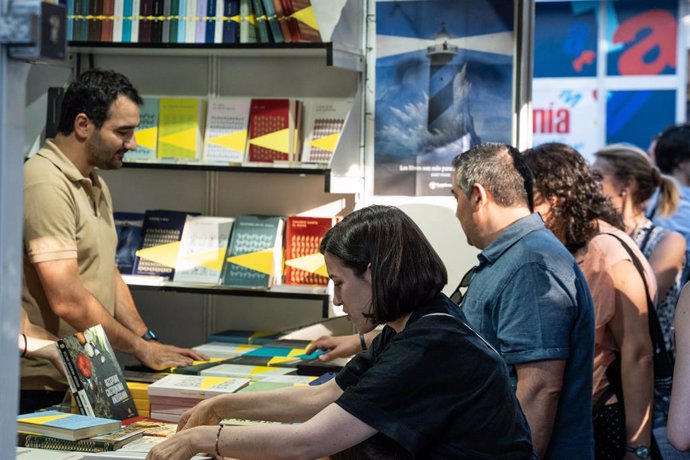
[374,0,514,196]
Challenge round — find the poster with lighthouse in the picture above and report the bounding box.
[374,0,514,196]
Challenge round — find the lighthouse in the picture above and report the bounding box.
[426,23,460,134]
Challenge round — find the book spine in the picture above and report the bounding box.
[57,339,89,416]
[25,435,112,453]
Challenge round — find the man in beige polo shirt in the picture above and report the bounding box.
[20,69,206,413]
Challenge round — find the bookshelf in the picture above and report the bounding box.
[68,0,365,346]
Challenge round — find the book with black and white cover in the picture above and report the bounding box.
[202,97,251,164]
[147,374,250,399]
[300,98,352,164]
[173,215,234,284]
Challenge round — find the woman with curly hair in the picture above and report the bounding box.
[523,143,656,460]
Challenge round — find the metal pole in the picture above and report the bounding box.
[0,1,31,456]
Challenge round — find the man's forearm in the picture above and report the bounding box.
[112,270,148,336]
[516,387,559,456]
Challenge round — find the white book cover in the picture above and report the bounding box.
[300,98,352,164]
[131,0,140,43]
[200,363,296,380]
[192,341,259,358]
[202,97,251,163]
[173,215,234,284]
[215,0,224,43]
[16,447,83,460]
[186,0,198,43]
[147,374,250,399]
[113,0,124,42]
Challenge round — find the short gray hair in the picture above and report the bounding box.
[452,143,532,209]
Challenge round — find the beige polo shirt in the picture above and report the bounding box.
[22,140,118,390]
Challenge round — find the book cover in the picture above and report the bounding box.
[219,215,285,288]
[222,0,240,43]
[300,98,351,164]
[121,0,133,42]
[133,210,196,279]
[184,0,197,43]
[207,329,280,344]
[260,0,283,43]
[101,0,115,42]
[147,374,250,399]
[285,0,321,42]
[113,0,125,42]
[17,411,121,442]
[57,325,138,420]
[24,425,144,453]
[173,215,234,284]
[284,215,338,285]
[271,0,292,42]
[126,96,159,162]
[157,97,206,161]
[247,99,291,163]
[16,447,84,460]
[214,0,225,43]
[138,0,153,43]
[44,87,65,142]
[195,0,207,43]
[200,363,298,379]
[168,357,230,375]
[131,0,140,42]
[192,341,259,358]
[150,0,164,43]
[87,0,104,42]
[202,97,251,164]
[239,0,257,43]
[205,0,217,43]
[114,212,144,275]
[250,0,270,43]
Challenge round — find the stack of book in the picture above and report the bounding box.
[17,411,122,442]
[147,375,250,422]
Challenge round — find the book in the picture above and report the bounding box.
[284,215,338,285]
[247,98,292,162]
[207,329,279,344]
[150,0,165,43]
[57,324,138,420]
[17,411,121,442]
[300,98,351,164]
[222,0,240,43]
[122,419,178,437]
[271,0,292,42]
[101,0,115,42]
[133,210,198,279]
[195,0,207,43]
[285,0,321,42]
[16,447,84,460]
[126,96,159,162]
[147,374,250,399]
[156,97,206,160]
[202,97,251,163]
[251,0,270,43]
[261,0,284,43]
[173,215,234,284]
[114,212,144,275]
[200,364,316,383]
[44,87,65,142]
[24,425,144,453]
[239,0,257,43]
[220,215,285,288]
[138,0,153,43]
[169,357,231,375]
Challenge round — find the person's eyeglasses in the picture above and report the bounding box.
[450,266,476,306]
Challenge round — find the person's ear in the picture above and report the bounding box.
[73,113,90,140]
[472,183,489,208]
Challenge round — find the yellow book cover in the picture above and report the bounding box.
[157,97,206,160]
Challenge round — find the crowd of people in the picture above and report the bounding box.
[16,68,690,459]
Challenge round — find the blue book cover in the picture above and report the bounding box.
[205,0,217,43]
[122,0,133,42]
[126,97,159,161]
[222,0,239,43]
[114,212,144,274]
[177,0,186,42]
[17,411,121,441]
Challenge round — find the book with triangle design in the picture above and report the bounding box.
[202,97,251,163]
[239,0,257,43]
[17,411,121,442]
[57,324,138,420]
[300,98,352,164]
[133,210,199,279]
[157,97,206,160]
[284,0,322,42]
[147,374,250,399]
[222,0,241,43]
[247,99,295,162]
[126,97,159,162]
[200,364,316,383]
[207,329,280,344]
[192,341,260,358]
[220,215,285,288]
[284,215,339,285]
[173,215,235,284]
[24,425,144,453]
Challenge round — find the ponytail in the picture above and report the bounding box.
[653,170,681,217]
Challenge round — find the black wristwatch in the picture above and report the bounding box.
[625,445,650,459]
[142,329,158,341]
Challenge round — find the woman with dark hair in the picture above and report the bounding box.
[146,205,535,460]
[523,143,656,460]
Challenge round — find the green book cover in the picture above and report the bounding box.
[126,97,159,162]
[157,97,206,160]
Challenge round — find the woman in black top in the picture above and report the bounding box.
[147,205,534,460]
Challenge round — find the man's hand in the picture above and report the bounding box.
[25,338,65,375]
[305,334,360,361]
[136,341,208,370]
[177,397,223,431]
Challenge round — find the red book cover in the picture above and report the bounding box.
[101,0,115,42]
[284,216,338,285]
[247,99,291,163]
[287,0,321,42]
[271,0,293,42]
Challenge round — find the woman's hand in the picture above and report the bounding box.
[178,397,224,432]
[305,334,360,361]
[146,426,212,460]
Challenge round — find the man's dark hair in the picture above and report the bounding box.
[523,142,624,253]
[320,205,447,325]
[452,143,534,212]
[654,123,690,174]
[56,69,143,135]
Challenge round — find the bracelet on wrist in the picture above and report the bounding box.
[215,424,224,458]
[21,333,27,358]
[359,333,367,351]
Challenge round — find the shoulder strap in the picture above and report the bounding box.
[602,233,674,376]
